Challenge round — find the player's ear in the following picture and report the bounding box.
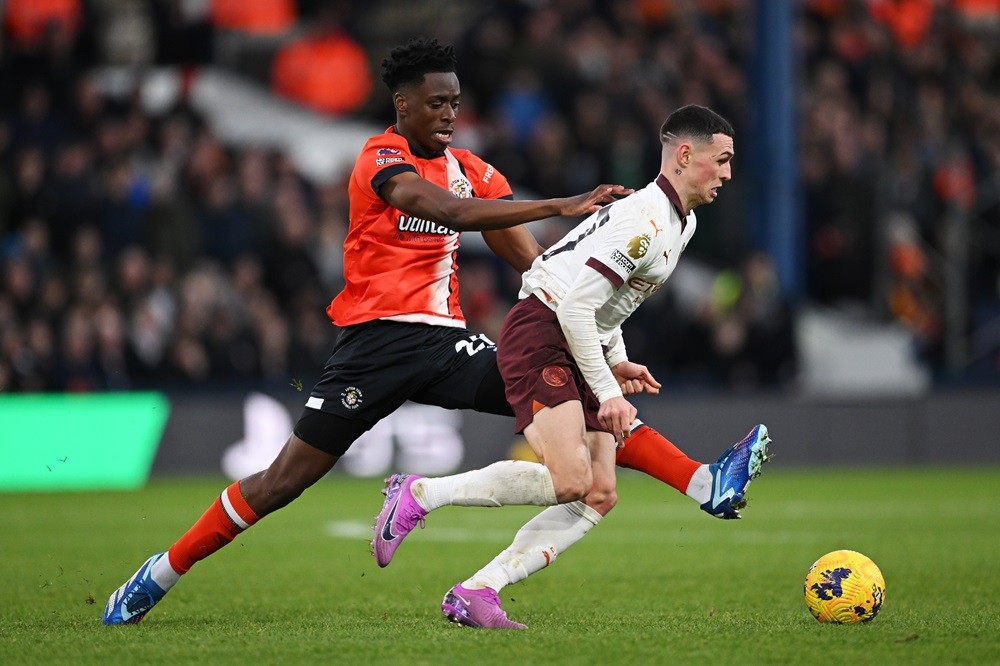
[674,142,691,170]
[393,92,408,116]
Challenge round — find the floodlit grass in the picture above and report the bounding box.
[1,468,997,664]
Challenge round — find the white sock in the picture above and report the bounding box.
[150,553,182,591]
[411,460,557,511]
[463,501,602,591]
[685,464,712,504]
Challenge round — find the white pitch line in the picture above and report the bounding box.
[326,520,826,545]
[326,520,517,543]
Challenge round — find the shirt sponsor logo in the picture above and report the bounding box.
[397,214,455,236]
[627,276,661,296]
[377,148,401,155]
[627,234,651,259]
[376,156,405,166]
[610,249,636,272]
[482,165,495,183]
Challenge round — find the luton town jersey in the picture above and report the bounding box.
[520,174,697,345]
[328,126,513,328]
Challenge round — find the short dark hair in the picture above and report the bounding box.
[660,105,734,144]
[380,38,457,93]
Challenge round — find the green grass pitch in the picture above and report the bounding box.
[1,468,997,664]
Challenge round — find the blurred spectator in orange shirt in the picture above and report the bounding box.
[270,12,371,116]
[3,0,81,49]
[868,0,934,49]
[211,0,296,35]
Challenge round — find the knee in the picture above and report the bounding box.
[552,465,593,503]
[584,486,617,517]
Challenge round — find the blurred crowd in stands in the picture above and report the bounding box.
[0,0,998,394]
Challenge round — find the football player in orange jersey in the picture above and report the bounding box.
[102,38,731,626]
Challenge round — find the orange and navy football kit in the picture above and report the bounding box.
[296,128,515,455]
[329,127,512,328]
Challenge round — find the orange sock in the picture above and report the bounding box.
[167,482,260,574]
[616,425,702,494]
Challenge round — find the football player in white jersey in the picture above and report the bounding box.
[373,105,771,629]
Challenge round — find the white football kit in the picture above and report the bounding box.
[520,174,696,402]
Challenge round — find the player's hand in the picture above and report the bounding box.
[611,361,661,396]
[559,184,633,217]
[598,395,638,447]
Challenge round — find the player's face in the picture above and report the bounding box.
[688,133,734,207]
[396,72,461,155]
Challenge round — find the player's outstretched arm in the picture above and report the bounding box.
[482,227,544,273]
[381,172,632,232]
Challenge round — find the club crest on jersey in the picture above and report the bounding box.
[340,386,363,410]
[450,177,473,198]
[627,234,651,259]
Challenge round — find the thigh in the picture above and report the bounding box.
[306,321,433,425]
[413,330,513,416]
[523,400,590,481]
[292,407,373,457]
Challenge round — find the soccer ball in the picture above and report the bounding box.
[803,550,885,624]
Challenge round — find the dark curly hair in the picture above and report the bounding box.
[380,38,457,93]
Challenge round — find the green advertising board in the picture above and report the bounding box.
[0,393,169,491]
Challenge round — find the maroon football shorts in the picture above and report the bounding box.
[497,294,604,434]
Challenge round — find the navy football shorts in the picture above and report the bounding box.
[304,319,512,426]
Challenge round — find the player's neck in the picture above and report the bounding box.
[656,172,688,218]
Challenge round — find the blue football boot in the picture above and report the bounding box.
[102,553,168,625]
[700,424,771,519]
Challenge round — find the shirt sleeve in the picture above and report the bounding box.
[584,206,662,288]
[463,152,514,200]
[556,266,625,403]
[355,136,418,200]
[603,328,627,368]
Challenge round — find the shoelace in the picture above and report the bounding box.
[399,510,426,531]
[384,477,427,531]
